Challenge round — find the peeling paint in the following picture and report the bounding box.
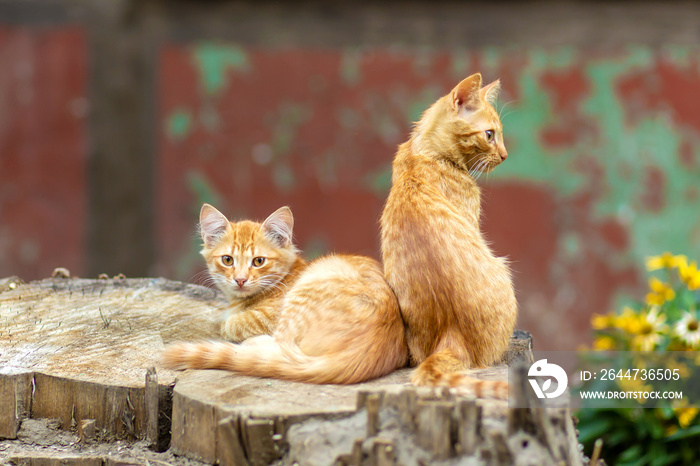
[363,163,392,197]
[490,49,700,271]
[186,170,223,211]
[272,164,296,192]
[157,43,700,352]
[340,49,362,86]
[405,86,441,123]
[273,104,311,153]
[303,236,329,260]
[191,42,249,95]
[166,109,192,141]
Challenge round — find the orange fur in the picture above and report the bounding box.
[163,207,408,385]
[199,204,307,342]
[380,73,517,399]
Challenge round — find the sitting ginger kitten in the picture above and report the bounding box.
[380,73,518,399]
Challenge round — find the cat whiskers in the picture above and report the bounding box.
[191,270,208,284]
[467,152,489,180]
[498,99,517,122]
[469,163,484,181]
[209,274,235,292]
[192,270,221,289]
[257,276,289,295]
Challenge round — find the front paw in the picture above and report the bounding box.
[220,318,263,342]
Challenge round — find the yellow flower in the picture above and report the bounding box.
[678,260,700,291]
[677,408,698,429]
[630,306,668,351]
[593,335,616,350]
[670,360,690,379]
[646,252,688,271]
[591,313,615,330]
[672,399,699,429]
[617,376,653,404]
[646,277,675,306]
[614,306,640,333]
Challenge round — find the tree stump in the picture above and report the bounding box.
[1,275,581,465]
[0,275,221,449]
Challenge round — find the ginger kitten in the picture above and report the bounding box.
[199,204,306,342]
[163,206,408,384]
[380,73,517,398]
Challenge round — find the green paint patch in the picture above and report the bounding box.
[661,44,692,65]
[581,56,700,264]
[405,86,441,124]
[303,236,329,260]
[340,50,362,86]
[175,170,228,280]
[494,66,585,195]
[449,49,471,81]
[560,232,582,260]
[363,163,393,197]
[271,103,312,156]
[486,47,700,269]
[272,164,296,192]
[166,109,192,141]
[186,170,223,209]
[191,42,249,95]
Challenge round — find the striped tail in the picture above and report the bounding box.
[161,335,403,385]
[411,349,509,400]
[434,372,509,400]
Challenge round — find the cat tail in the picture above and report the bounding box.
[411,349,509,400]
[161,335,400,385]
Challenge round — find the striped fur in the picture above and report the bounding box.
[380,73,517,400]
[199,205,306,342]
[164,223,408,384]
[411,349,509,400]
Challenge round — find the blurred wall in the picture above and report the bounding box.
[1,1,699,351]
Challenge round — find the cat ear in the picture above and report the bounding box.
[262,206,294,248]
[199,204,230,247]
[480,79,501,106]
[451,73,483,112]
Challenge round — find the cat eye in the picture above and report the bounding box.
[485,130,495,141]
[221,255,234,266]
[251,257,266,268]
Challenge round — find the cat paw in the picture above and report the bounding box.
[221,320,264,343]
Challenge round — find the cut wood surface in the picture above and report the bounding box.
[0,276,221,384]
[170,358,528,464]
[0,275,557,466]
[166,332,532,464]
[0,276,222,444]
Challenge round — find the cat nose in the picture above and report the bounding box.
[234,278,247,287]
[500,150,508,161]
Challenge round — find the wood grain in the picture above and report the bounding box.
[0,277,222,442]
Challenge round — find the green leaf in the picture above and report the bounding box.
[607,427,633,446]
[576,416,614,444]
[617,444,643,463]
[665,423,700,441]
